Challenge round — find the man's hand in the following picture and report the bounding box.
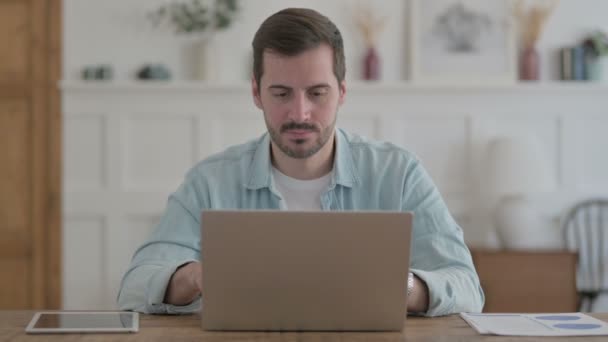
[407,274,429,313]
[163,262,203,306]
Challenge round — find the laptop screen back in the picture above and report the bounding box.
[201,210,412,331]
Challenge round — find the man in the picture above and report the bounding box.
[118,8,484,316]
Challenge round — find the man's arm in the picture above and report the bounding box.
[402,159,485,316]
[164,261,202,305]
[117,188,204,314]
[408,275,429,313]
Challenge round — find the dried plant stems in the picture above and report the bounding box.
[354,4,387,48]
[514,0,558,49]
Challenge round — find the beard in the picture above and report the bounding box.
[265,115,336,159]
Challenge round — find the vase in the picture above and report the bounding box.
[195,37,219,82]
[519,46,540,81]
[363,46,380,81]
[494,196,561,250]
[587,56,608,82]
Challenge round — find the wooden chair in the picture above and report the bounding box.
[562,199,608,312]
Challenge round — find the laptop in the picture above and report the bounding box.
[200,210,413,331]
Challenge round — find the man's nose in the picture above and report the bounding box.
[288,92,312,122]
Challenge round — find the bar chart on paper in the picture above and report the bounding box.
[460,313,608,337]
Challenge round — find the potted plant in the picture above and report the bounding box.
[149,0,239,80]
[583,31,608,82]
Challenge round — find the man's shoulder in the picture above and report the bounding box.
[339,128,418,163]
[187,135,263,178]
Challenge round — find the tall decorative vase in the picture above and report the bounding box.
[195,36,219,82]
[519,46,540,81]
[363,46,380,81]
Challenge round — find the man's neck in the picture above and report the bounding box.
[271,135,335,181]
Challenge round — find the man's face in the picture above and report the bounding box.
[252,44,346,159]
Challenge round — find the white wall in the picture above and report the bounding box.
[64,0,608,82]
[61,0,608,310]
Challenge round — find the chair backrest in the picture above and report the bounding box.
[562,199,608,311]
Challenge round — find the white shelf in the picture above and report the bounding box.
[59,80,608,94]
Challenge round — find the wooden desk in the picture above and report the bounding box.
[2,311,607,341]
[471,249,578,313]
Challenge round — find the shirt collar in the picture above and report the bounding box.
[245,128,359,190]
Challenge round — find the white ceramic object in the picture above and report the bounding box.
[195,37,219,82]
[494,196,562,250]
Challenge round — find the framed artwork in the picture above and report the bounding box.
[409,0,517,85]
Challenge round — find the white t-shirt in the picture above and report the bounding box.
[271,167,332,210]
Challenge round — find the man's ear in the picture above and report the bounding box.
[252,76,263,110]
[338,80,346,106]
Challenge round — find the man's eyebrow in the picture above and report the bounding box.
[267,83,331,91]
[267,85,291,91]
[307,83,331,90]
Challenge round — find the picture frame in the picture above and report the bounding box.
[409,0,517,85]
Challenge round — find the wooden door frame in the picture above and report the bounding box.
[48,0,62,309]
[30,0,62,309]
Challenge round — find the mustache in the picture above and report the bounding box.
[280,122,319,133]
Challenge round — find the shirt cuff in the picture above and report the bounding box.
[410,268,455,317]
[146,259,200,314]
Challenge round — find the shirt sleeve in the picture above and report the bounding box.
[402,159,485,316]
[117,180,205,314]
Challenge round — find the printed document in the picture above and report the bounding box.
[460,312,608,336]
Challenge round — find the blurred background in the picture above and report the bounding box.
[1,0,607,314]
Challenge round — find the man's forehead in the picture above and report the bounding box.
[260,46,336,87]
[263,44,333,65]
[262,44,332,58]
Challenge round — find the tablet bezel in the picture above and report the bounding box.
[25,311,139,334]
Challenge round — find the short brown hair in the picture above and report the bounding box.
[252,8,345,88]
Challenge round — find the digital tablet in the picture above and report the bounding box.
[25,311,139,334]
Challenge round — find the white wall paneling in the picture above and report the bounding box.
[122,115,197,191]
[570,114,608,192]
[62,81,608,309]
[206,115,267,154]
[64,115,106,191]
[63,216,106,310]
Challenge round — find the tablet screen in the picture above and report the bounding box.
[26,312,138,333]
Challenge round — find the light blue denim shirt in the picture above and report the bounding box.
[117,128,484,316]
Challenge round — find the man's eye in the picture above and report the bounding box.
[311,90,327,97]
[273,92,288,98]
